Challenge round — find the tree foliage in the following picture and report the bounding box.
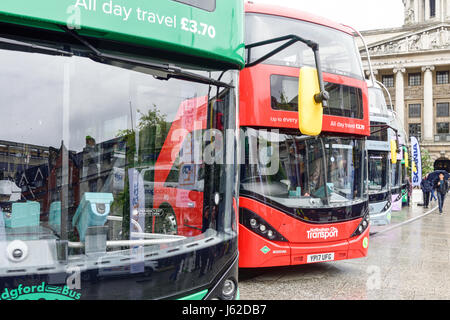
[113,105,169,239]
[421,148,434,176]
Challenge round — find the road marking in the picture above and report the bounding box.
[370,206,439,237]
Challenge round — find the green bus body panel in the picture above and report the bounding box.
[177,289,208,300]
[0,0,245,68]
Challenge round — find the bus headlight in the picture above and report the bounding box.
[351,208,370,238]
[382,200,391,213]
[239,208,288,242]
[222,279,236,299]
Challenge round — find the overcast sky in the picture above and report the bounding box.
[250,0,405,31]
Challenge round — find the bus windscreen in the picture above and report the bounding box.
[240,128,366,223]
[246,13,364,80]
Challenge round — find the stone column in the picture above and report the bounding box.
[394,67,406,130]
[425,0,430,19]
[422,65,435,142]
[447,0,450,19]
[414,0,420,23]
[437,0,443,21]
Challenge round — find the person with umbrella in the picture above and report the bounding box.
[427,170,450,182]
[421,174,433,209]
[434,172,450,214]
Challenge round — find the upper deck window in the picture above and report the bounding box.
[368,86,389,117]
[246,13,364,80]
[271,75,364,119]
[368,121,388,142]
[172,0,216,12]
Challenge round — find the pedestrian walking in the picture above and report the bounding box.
[420,174,433,208]
[435,173,449,214]
[430,187,438,202]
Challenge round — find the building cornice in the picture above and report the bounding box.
[360,21,445,37]
[359,22,450,53]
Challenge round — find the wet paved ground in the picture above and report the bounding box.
[239,189,450,300]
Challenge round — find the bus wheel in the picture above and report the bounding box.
[155,204,178,235]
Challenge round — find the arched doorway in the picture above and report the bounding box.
[434,157,450,172]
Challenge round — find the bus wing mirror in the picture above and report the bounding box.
[298,67,324,136]
[390,140,397,164]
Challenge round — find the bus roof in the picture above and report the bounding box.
[245,1,355,36]
[0,0,245,69]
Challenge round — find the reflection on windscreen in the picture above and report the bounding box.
[0,47,236,269]
[391,162,401,188]
[368,152,389,194]
[240,128,366,209]
[246,13,364,79]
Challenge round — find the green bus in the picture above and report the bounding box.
[0,0,243,300]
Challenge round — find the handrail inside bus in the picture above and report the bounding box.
[68,238,184,249]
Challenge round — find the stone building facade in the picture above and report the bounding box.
[359,0,450,170]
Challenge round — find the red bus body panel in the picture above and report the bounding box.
[153,96,208,237]
[238,197,369,268]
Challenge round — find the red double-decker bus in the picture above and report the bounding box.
[238,2,371,268]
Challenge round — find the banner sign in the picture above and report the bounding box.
[411,136,422,187]
[0,0,245,68]
[128,168,146,274]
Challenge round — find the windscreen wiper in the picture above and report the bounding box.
[59,26,233,88]
[0,35,73,57]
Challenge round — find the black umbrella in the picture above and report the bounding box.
[427,170,450,184]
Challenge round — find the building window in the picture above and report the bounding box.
[382,75,394,88]
[408,104,421,118]
[437,122,450,134]
[437,102,450,117]
[408,73,421,86]
[409,123,421,140]
[430,0,436,17]
[436,71,449,84]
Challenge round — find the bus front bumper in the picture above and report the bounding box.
[238,225,370,268]
[369,201,392,226]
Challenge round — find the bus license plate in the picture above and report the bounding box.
[307,253,335,263]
